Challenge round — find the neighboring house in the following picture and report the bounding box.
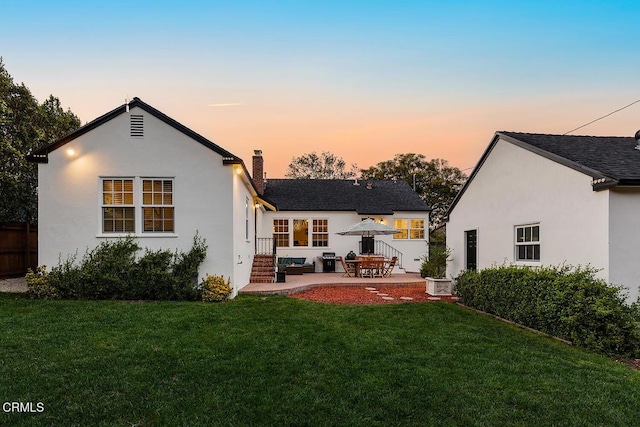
[28,97,261,296]
[28,97,430,296]
[446,131,640,303]
[260,179,431,273]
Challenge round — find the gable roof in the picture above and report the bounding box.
[446,131,640,221]
[262,179,430,215]
[27,97,242,164]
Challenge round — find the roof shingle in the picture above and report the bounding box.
[262,179,430,214]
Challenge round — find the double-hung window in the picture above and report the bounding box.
[102,179,135,233]
[101,177,174,234]
[142,179,174,232]
[515,224,540,261]
[312,219,329,247]
[273,219,289,247]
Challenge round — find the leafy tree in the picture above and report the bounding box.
[286,151,356,179]
[360,153,466,227]
[0,58,80,223]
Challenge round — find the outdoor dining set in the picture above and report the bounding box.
[339,255,397,278]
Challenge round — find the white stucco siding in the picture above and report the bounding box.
[609,188,640,302]
[38,107,246,289]
[231,170,257,293]
[447,138,609,281]
[259,211,428,273]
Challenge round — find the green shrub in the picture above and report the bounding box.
[201,274,232,302]
[421,230,451,278]
[30,234,207,301]
[25,265,59,300]
[455,265,640,356]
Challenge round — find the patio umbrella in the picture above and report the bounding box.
[336,218,399,237]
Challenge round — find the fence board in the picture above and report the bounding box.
[0,222,38,278]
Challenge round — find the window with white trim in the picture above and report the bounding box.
[272,218,329,247]
[312,219,329,247]
[102,179,135,233]
[273,219,289,247]
[393,219,425,240]
[101,177,174,234]
[142,179,174,232]
[515,224,540,261]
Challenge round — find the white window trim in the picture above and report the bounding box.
[311,218,329,248]
[514,223,540,263]
[273,217,330,248]
[97,176,178,238]
[393,218,426,240]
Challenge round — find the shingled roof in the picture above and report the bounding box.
[262,179,430,214]
[499,131,640,183]
[446,130,640,220]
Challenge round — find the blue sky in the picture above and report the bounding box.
[3,0,639,175]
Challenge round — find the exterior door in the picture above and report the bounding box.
[465,230,477,271]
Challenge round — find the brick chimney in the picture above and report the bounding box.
[252,150,264,195]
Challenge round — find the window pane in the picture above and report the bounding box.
[532,226,539,242]
[153,180,162,192]
[124,193,134,204]
[103,194,112,204]
[143,193,152,204]
[410,229,425,239]
[114,180,122,191]
[533,244,540,260]
[103,180,113,191]
[517,227,524,242]
[154,194,162,204]
[163,181,172,192]
[518,245,526,260]
[164,193,173,204]
[525,227,532,242]
[143,180,152,191]
[394,230,408,239]
[394,219,408,229]
[293,219,308,246]
[411,219,424,229]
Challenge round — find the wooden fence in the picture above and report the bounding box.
[0,222,38,278]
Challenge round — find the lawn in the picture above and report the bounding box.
[1,294,640,426]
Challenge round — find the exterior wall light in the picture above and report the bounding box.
[66,148,76,157]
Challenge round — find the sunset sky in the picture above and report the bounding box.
[3,0,639,177]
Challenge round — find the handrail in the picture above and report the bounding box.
[256,237,275,255]
[358,240,403,267]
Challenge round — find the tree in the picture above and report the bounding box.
[360,153,467,228]
[0,58,80,223]
[285,151,356,179]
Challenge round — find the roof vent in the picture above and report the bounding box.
[635,130,640,150]
[130,114,144,138]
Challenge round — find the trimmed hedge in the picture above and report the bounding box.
[455,265,640,356]
[27,234,207,301]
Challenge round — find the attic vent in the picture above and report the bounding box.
[130,114,144,138]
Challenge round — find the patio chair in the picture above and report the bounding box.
[338,256,355,277]
[361,256,384,278]
[383,256,398,277]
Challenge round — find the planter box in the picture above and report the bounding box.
[426,277,454,296]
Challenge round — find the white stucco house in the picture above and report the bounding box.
[259,179,430,273]
[29,98,430,296]
[446,131,640,303]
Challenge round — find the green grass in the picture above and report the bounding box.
[1,294,640,426]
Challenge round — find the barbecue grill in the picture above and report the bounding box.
[322,252,336,273]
